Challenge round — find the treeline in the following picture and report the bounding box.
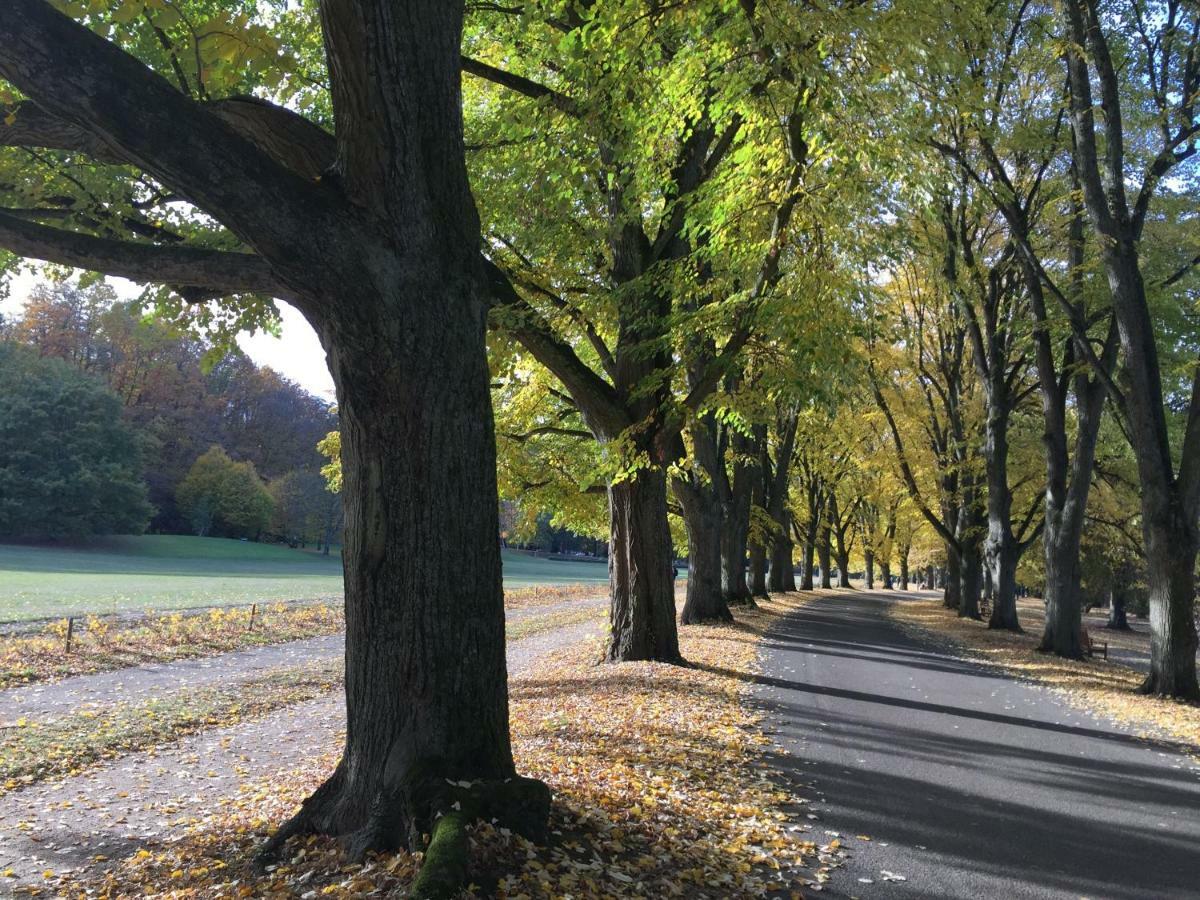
[0,282,340,546]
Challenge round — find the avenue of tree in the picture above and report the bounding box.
[0,0,1196,895]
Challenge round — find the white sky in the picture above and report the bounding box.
[2,269,337,400]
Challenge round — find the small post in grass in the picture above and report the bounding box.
[64,616,75,655]
[248,603,257,632]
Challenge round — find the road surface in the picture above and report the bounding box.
[756,591,1200,900]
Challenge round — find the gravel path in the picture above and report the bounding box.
[0,618,604,886]
[756,591,1200,900]
[0,598,605,726]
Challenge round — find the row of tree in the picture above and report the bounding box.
[0,1,1194,893]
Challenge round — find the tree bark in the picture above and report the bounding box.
[673,476,733,625]
[800,515,817,591]
[1141,513,1200,696]
[749,542,769,597]
[817,523,833,589]
[608,469,683,662]
[769,520,796,592]
[944,543,961,610]
[899,550,910,591]
[958,538,983,620]
[864,550,875,590]
[721,428,756,605]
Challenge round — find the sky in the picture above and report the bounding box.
[2,269,338,400]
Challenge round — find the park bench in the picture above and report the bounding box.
[1081,628,1108,660]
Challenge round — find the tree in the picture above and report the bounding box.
[920,0,1119,655]
[176,445,272,538]
[1056,0,1200,698]
[0,341,151,538]
[270,468,343,551]
[0,0,548,884]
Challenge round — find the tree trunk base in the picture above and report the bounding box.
[1035,636,1084,661]
[680,605,734,626]
[725,593,759,609]
[1135,672,1200,701]
[987,608,1022,632]
[259,769,550,898]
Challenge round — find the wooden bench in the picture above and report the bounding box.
[1081,628,1108,660]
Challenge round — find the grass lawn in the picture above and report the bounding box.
[0,536,608,622]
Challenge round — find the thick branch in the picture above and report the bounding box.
[0,0,346,292]
[0,209,289,299]
[485,258,629,439]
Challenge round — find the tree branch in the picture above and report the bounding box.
[0,0,345,293]
[461,56,580,116]
[0,209,289,300]
[485,257,630,439]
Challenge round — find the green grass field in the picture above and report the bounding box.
[0,536,608,622]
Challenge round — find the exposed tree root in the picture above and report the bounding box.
[258,769,551,897]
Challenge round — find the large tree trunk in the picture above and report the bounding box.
[899,551,909,591]
[959,539,983,620]
[817,525,833,589]
[800,517,817,591]
[608,469,683,662]
[749,542,768,597]
[987,544,1020,630]
[835,547,851,588]
[674,477,732,625]
[944,543,961,610]
[769,523,796,592]
[982,398,1022,631]
[721,429,755,605]
[1039,526,1084,658]
[1141,515,1200,697]
[268,272,548,864]
[864,550,875,590]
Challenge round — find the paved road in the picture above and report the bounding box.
[756,591,1200,900]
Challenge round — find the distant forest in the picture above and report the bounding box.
[0,281,341,546]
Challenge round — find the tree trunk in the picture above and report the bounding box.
[864,550,875,590]
[673,477,732,625]
[959,540,983,620]
[1039,527,1084,658]
[608,469,683,662]
[880,560,892,589]
[899,552,909,591]
[1106,589,1130,630]
[835,548,851,588]
[817,526,833,589]
[267,277,547,862]
[1140,516,1200,697]
[721,429,755,605]
[749,542,768,597]
[987,544,1021,631]
[800,519,817,591]
[944,544,961,610]
[769,530,795,592]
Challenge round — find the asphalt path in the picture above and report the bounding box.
[756,591,1200,900]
